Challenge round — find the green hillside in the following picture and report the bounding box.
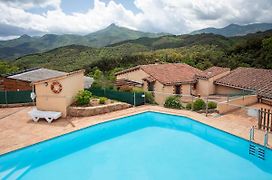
[12,30,272,75]
[0,24,167,60]
[14,43,149,72]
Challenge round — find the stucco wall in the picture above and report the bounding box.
[217,95,258,114]
[152,83,192,105]
[116,69,149,83]
[196,79,210,96]
[35,71,84,117]
[153,82,172,105]
[196,70,231,96]
[182,84,192,95]
[215,85,243,95]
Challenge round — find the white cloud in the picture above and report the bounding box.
[0,0,60,9]
[0,0,271,36]
[0,35,20,41]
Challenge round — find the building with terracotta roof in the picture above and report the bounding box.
[116,63,272,105]
[195,66,231,96]
[116,63,213,104]
[214,67,272,102]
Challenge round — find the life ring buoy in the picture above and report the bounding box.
[50,81,62,94]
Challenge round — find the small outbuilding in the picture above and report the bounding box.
[0,68,93,91]
[33,70,85,117]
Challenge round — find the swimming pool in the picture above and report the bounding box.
[0,111,272,179]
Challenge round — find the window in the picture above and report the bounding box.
[175,85,181,94]
[148,82,154,91]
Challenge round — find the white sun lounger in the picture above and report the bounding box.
[28,108,62,123]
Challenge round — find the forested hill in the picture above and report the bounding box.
[0,23,167,60]
[9,30,272,75]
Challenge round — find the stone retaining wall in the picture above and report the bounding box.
[68,102,132,117]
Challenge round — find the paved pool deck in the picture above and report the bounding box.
[0,104,271,155]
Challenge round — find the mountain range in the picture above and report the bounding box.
[0,23,167,60]
[1,22,272,60]
[13,29,272,73]
[191,23,272,37]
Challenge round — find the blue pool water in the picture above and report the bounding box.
[0,112,272,179]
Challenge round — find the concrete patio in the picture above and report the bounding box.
[0,104,271,155]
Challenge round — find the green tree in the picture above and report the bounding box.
[0,61,19,75]
[262,37,272,68]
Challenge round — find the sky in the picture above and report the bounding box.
[0,0,272,40]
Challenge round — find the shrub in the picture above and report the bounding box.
[208,101,217,109]
[164,96,182,109]
[132,87,143,93]
[192,99,206,111]
[186,103,192,110]
[99,97,108,104]
[144,91,156,104]
[75,90,92,106]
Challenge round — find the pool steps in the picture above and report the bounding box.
[249,126,266,160]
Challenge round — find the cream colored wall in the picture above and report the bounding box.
[153,82,172,105]
[182,84,192,95]
[196,71,231,96]
[152,83,192,105]
[35,72,84,117]
[215,85,243,95]
[209,71,230,94]
[143,81,148,91]
[217,95,258,114]
[116,69,149,83]
[196,79,210,96]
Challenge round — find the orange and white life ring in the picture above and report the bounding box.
[50,81,62,94]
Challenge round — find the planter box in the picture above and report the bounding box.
[68,102,132,117]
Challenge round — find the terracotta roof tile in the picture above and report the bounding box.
[215,67,272,99]
[197,66,230,79]
[140,63,203,85]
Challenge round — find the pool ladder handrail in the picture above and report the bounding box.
[250,126,269,147]
[249,126,255,141]
[264,130,269,147]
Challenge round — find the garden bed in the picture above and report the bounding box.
[68,102,132,117]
